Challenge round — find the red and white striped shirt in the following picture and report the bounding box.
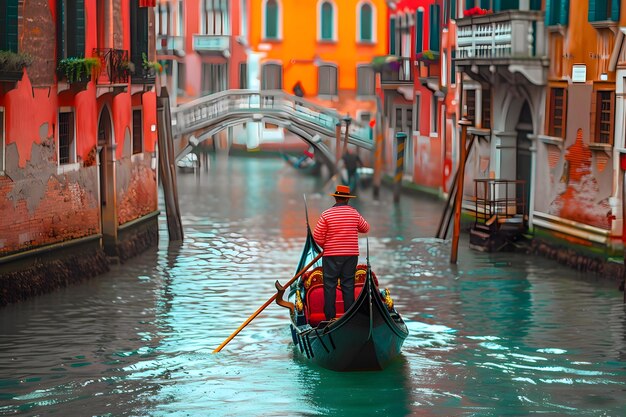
[313,204,369,256]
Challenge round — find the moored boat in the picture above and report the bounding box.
[275,225,409,371]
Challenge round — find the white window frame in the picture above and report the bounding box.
[262,0,282,40]
[57,107,79,174]
[356,0,377,43]
[317,0,338,42]
[0,107,5,175]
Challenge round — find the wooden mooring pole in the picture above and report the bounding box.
[451,118,472,264]
[157,87,184,241]
[393,132,407,203]
[373,95,385,200]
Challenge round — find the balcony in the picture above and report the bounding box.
[156,35,185,57]
[93,48,130,96]
[380,57,414,89]
[455,10,548,85]
[192,34,231,57]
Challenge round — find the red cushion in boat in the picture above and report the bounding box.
[305,283,364,326]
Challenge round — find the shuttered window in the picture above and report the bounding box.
[481,88,491,129]
[588,0,619,22]
[496,0,519,10]
[450,49,456,86]
[429,5,440,51]
[318,64,338,97]
[415,8,423,54]
[132,109,143,155]
[389,17,396,55]
[0,0,18,52]
[239,63,248,89]
[546,0,569,26]
[450,0,456,19]
[548,87,566,138]
[356,65,375,97]
[131,1,149,74]
[594,91,614,144]
[201,63,228,95]
[261,63,282,90]
[0,107,4,173]
[265,0,279,39]
[466,89,476,122]
[57,0,85,59]
[320,1,334,41]
[359,3,373,42]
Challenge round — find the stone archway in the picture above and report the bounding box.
[98,105,117,255]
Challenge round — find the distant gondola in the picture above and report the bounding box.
[275,223,409,371]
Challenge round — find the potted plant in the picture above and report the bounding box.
[142,53,162,77]
[416,50,440,65]
[0,50,33,81]
[57,57,101,84]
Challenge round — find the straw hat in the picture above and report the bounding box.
[330,185,356,198]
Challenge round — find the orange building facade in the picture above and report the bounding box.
[1,0,158,300]
[247,0,388,123]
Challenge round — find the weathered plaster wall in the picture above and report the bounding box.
[116,154,157,225]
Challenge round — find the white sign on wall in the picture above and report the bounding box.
[572,64,587,82]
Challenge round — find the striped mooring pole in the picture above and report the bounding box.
[393,132,407,203]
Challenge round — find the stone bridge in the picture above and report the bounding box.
[170,90,374,171]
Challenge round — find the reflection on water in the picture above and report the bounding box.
[1,155,626,416]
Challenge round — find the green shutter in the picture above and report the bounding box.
[429,5,440,52]
[131,0,148,70]
[530,0,542,10]
[415,9,423,54]
[611,0,620,21]
[465,0,475,11]
[450,49,456,85]
[588,0,607,22]
[74,0,85,57]
[480,0,490,9]
[495,0,519,11]
[57,0,66,59]
[360,4,372,41]
[451,0,456,19]
[321,2,333,40]
[390,17,396,55]
[2,0,18,52]
[545,0,553,25]
[266,0,278,39]
[559,0,569,24]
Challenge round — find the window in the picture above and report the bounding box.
[594,90,614,144]
[356,65,375,97]
[548,87,566,138]
[358,111,372,124]
[261,63,282,90]
[431,96,438,133]
[412,95,420,132]
[131,2,149,75]
[57,0,85,59]
[132,109,143,155]
[546,0,569,25]
[156,3,170,35]
[358,2,373,42]
[318,64,338,97]
[0,0,18,52]
[264,0,279,39]
[481,87,491,129]
[177,62,186,95]
[0,107,4,173]
[177,1,184,36]
[415,8,424,54]
[450,49,457,86]
[588,0,619,22]
[202,0,229,35]
[320,1,335,41]
[429,4,440,52]
[465,89,476,122]
[201,63,228,95]
[239,62,248,89]
[58,109,76,165]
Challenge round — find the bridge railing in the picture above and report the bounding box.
[170,89,374,150]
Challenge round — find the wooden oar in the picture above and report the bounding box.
[212,251,323,353]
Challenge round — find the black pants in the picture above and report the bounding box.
[322,255,358,320]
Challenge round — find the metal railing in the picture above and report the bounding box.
[170,89,374,150]
[380,57,414,83]
[456,10,545,60]
[93,48,130,84]
[473,179,526,230]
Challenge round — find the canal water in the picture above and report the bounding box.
[1,154,626,416]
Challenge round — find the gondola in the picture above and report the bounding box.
[280,151,320,175]
[275,207,409,372]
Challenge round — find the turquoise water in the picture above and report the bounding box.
[1,155,625,416]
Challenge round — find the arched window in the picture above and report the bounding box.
[262,63,283,90]
[265,0,279,39]
[359,3,373,42]
[318,64,337,97]
[320,1,334,41]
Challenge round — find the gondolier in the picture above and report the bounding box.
[313,184,370,321]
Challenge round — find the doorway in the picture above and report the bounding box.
[516,102,532,220]
[98,105,116,249]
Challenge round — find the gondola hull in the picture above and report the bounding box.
[289,271,408,371]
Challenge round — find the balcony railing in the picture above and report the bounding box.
[192,34,230,55]
[93,48,130,84]
[456,10,545,61]
[380,57,414,84]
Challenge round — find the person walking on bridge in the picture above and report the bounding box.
[313,185,370,321]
